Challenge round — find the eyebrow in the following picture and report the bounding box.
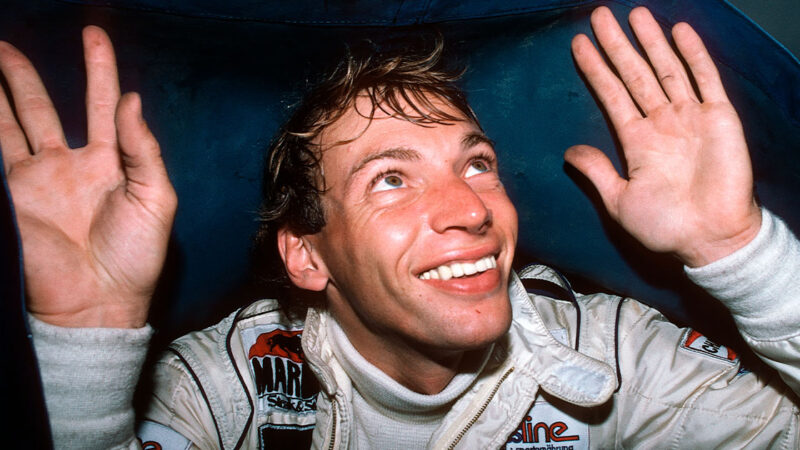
[348,147,422,180]
[462,131,495,150]
[346,131,496,184]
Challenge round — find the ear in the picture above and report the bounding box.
[277,227,330,291]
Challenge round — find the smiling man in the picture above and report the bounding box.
[291,97,517,391]
[5,5,800,450]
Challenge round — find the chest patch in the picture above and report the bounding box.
[136,420,192,450]
[679,329,738,364]
[241,324,319,416]
[259,423,314,449]
[506,401,590,450]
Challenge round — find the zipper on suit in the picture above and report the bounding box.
[446,367,515,450]
[327,399,338,450]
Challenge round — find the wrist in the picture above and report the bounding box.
[29,297,151,329]
[679,206,762,268]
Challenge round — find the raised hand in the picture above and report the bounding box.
[0,27,176,328]
[565,7,761,267]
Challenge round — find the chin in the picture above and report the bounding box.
[438,302,513,351]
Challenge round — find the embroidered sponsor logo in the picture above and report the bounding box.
[140,441,163,450]
[249,329,305,363]
[135,420,192,450]
[680,329,738,364]
[506,401,589,450]
[242,325,319,415]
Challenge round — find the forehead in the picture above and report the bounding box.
[314,93,481,166]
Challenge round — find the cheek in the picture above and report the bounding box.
[363,205,424,267]
[323,197,424,275]
[484,191,519,234]
[506,200,519,240]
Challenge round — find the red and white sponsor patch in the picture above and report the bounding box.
[136,420,192,450]
[506,401,590,450]
[240,324,318,416]
[680,329,738,364]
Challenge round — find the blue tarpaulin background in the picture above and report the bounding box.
[1,0,798,445]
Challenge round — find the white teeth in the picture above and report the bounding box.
[463,262,477,276]
[419,255,497,280]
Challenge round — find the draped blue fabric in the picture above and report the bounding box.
[2,0,798,443]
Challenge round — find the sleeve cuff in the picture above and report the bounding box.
[685,208,800,339]
[30,314,154,448]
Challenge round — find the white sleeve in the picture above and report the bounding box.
[686,208,800,393]
[30,314,153,449]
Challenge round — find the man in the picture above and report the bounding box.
[3,5,799,449]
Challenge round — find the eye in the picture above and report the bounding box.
[372,174,405,192]
[465,159,491,178]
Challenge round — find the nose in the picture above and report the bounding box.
[428,176,492,234]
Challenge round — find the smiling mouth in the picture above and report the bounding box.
[418,255,497,281]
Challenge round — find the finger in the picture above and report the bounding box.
[0,81,30,172]
[0,41,67,151]
[116,93,176,214]
[672,22,729,103]
[572,33,641,129]
[564,145,625,218]
[628,7,696,103]
[590,6,668,113]
[83,26,121,146]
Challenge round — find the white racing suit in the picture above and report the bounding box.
[135,209,800,449]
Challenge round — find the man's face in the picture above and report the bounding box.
[305,94,518,363]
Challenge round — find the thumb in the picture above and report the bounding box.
[564,145,625,218]
[116,92,177,216]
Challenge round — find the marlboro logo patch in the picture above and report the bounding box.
[680,329,738,364]
[240,324,319,416]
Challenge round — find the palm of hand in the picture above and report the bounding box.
[1,28,175,327]
[10,146,170,326]
[615,100,755,255]
[567,8,761,267]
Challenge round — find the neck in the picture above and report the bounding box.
[329,305,464,395]
[363,334,465,395]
